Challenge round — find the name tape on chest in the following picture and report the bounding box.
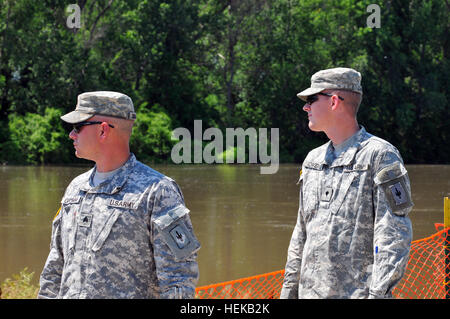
[62,196,81,205]
[107,199,137,210]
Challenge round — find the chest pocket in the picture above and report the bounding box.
[60,196,82,254]
[91,210,122,252]
[91,195,141,252]
[301,163,323,222]
[329,163,370,215]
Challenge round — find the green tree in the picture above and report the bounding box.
[130,103,175,163]
[5,107,70,164]
[0,0,448,165]
[360,0,449,163]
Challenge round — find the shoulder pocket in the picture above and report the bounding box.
[374,162,413,215]
[153,205,200,261]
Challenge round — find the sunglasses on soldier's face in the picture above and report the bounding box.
[72,121,115,134]
[306,92,344,105]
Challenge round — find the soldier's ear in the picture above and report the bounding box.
[330,95,342,111]
[99,122,112,140]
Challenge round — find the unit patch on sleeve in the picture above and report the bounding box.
[388,182,408,206]
[169,224,190,249]
[375,162,414,216]
[154,205,201,261]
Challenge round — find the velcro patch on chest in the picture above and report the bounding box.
[320,186,333,202]
[78,213,93,227]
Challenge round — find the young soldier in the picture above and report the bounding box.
[281,68,413,299]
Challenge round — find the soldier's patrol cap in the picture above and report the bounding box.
[60,91,136,124]
[297,67,363,101]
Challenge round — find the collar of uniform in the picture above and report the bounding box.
[329,126,367,168]
[80,153,137,194]
[302,141,331,170]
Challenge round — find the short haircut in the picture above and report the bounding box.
[328,90,363,115]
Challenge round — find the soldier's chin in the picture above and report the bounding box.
[308,122,321,132]
[74,150,94,162]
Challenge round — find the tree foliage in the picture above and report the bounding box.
[0,0,448,165]
[0,267,39,299]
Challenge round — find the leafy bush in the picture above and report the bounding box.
[0,268,39,299]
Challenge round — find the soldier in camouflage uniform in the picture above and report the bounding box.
[38,91,200,299]
[280,68,413,299]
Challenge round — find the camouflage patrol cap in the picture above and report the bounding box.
[297,67,362,101]
[61,91,136,124]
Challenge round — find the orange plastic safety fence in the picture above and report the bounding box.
[195,225,450,299]
[392,224,450,299]
[195,270,285,299]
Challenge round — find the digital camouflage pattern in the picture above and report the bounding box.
[38,154,200,299]
[60,91,137,124]
[297,67,363,101]
[280,127,413,299]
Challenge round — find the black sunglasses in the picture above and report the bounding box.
[306,92,344,105]
[72,121,115,134]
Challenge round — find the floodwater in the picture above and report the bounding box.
[0,164,449,288]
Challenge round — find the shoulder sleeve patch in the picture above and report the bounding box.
[375,162,413,216]
[153,205,201,261]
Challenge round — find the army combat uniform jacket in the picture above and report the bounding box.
[280,127,413,299]
[38,154,200,299]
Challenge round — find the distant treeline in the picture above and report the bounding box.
[0,0,448,165]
